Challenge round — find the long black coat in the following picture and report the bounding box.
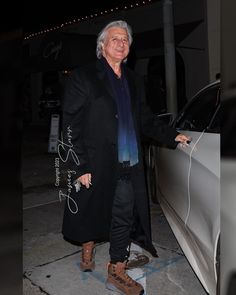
[61,59,179,257]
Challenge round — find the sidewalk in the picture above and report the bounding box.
[22,124,207,295]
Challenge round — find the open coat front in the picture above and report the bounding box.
[61,59,179,257]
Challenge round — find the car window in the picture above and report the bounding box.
[207,104,220,133]
[175,85,220,133]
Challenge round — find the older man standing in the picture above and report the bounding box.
[61,20,190,295]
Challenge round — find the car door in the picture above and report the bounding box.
[172,83,220,293]
[157,130,190,224]
[156,82,220,294]
[157,83,219,240]
[156,86,218,225]
[175,85,220,229]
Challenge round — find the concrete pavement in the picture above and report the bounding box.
[22,124,207,295]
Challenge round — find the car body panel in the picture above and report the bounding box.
[157,144,190,222]
[157,130,220,294]
[155,81,220,294]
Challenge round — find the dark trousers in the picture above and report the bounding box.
[109,178,135,263]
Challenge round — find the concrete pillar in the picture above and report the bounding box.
[162,0,177,116]
[206,0,220,82]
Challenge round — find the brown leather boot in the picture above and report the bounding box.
[106,262,144,295]
[80,241,95,272]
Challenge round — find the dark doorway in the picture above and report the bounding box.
[145,51,186,114]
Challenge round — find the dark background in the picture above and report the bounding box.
[23,0,160,35]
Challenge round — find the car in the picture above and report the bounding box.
[147,80,221,294]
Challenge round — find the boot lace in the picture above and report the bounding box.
[82,242,94,263]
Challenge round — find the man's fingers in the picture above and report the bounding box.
[176,134,192,144]
[78,174,92,188]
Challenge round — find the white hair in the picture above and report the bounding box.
[96,20,133,59]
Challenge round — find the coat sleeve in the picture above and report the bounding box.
[138,76,179,148]
[59,68,91,180]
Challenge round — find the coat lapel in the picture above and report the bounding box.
[96,60,114,99]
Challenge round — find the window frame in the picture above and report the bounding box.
[173,82,221,134]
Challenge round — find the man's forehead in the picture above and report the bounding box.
[107,27,128,36]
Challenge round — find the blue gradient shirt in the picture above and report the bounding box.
[103,59,139,166]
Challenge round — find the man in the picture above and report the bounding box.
[61,20,190,295]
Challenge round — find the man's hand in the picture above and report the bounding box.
[78,173,92,189]
[175,134,192,148]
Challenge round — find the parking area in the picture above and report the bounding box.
[22,124,207,295]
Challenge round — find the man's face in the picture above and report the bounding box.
[102,27,130,63]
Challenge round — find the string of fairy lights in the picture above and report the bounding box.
[24,0,153,40]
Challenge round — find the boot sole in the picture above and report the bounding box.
[126,253,150,269]
[80,261,95,272]
[106,281,144,295]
